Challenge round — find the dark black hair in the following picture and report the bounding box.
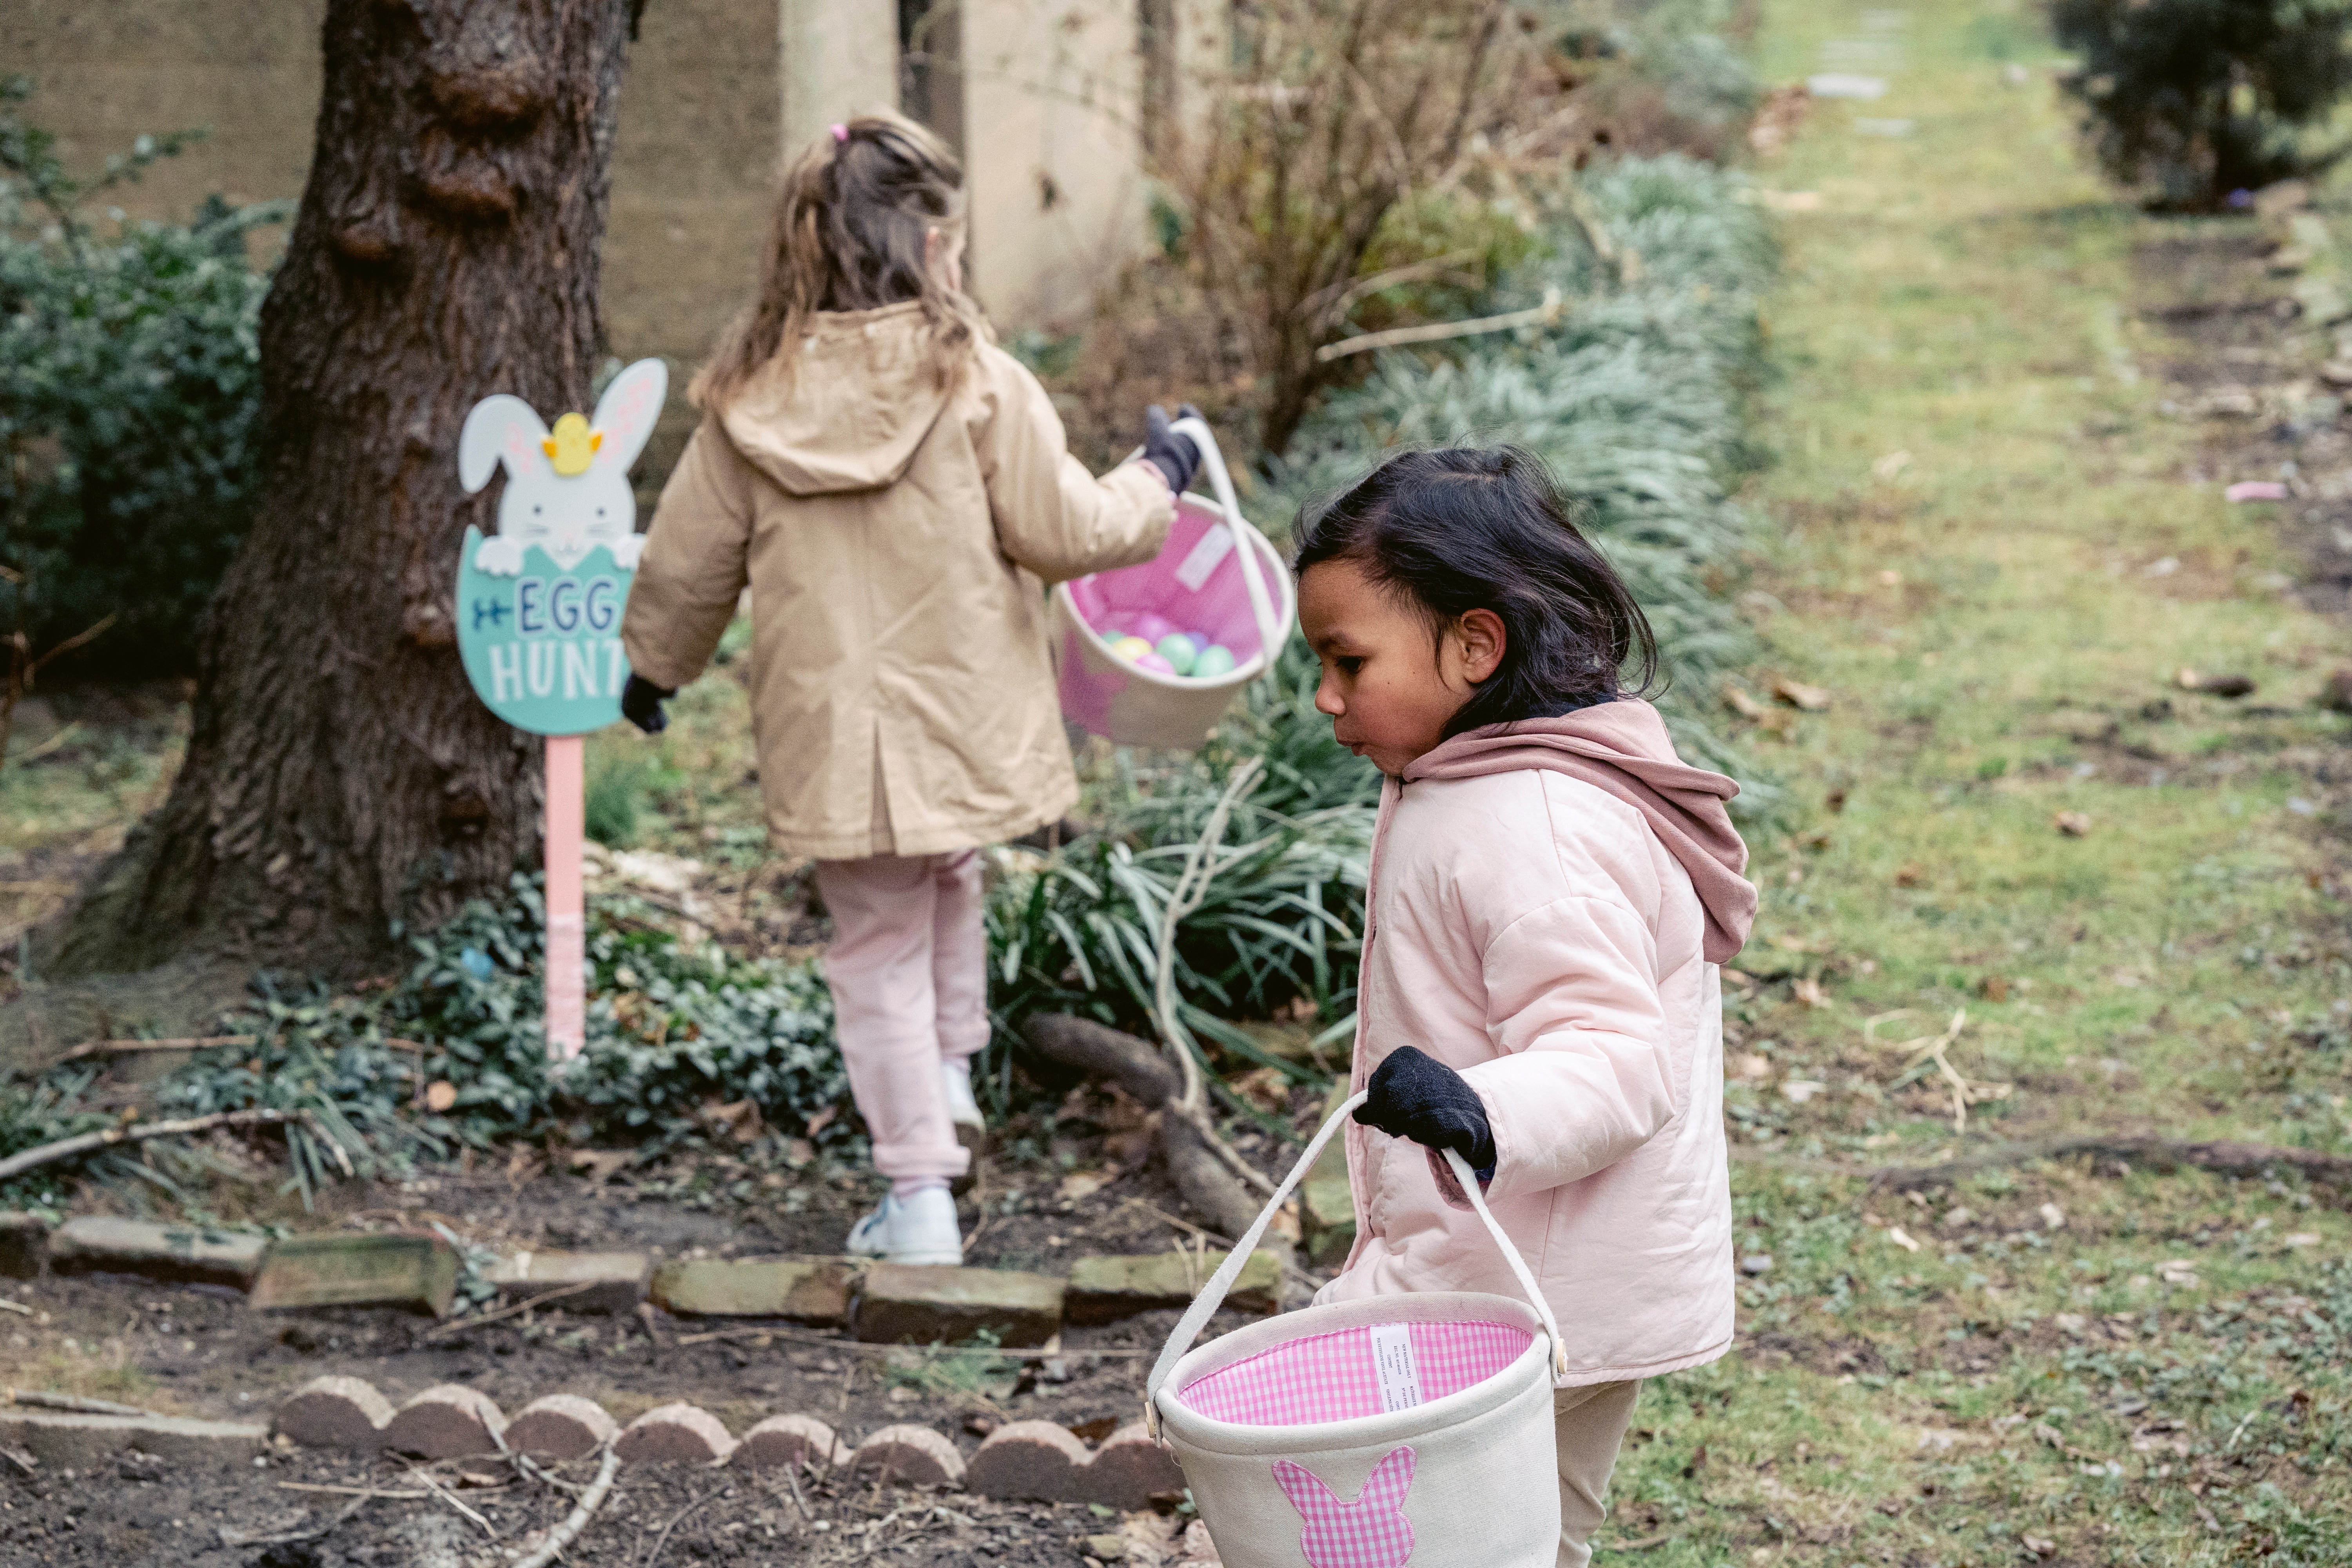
[1291,445,1659,737]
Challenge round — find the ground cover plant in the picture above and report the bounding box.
[0,78,285,681]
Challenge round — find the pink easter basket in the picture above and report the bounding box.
[1146,1094,1569,1567]
[1050,418,1295,751]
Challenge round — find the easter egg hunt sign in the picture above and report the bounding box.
[456,525,631,735]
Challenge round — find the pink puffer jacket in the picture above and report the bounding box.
[1315,701,1753,1387]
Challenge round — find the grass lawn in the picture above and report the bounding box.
[1596,2,2352,1563]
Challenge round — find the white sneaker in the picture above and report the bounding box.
[941,1060,984,1133]
[845,1186,963,1267]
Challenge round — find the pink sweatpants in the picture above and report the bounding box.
[813,851,990,1185]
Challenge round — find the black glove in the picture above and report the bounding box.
[620,673,673,735]
[1142,403,1203,495]
[1355,1045,1496,1180]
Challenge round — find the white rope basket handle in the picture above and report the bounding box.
[1145,1091,1568,1442]
[1169,414,1283,677]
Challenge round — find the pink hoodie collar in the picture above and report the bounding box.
[1402,700,1757,963]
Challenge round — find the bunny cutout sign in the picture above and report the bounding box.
[452,358,666,1061]
[1272,1448,1418,1568]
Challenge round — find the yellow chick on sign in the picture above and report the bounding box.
[541,411,603,476]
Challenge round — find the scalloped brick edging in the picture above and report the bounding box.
[269,1377,1182,1500]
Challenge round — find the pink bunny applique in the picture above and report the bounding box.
[1270,1445,1417,1568]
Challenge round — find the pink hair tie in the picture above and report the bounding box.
[830,123,848,144]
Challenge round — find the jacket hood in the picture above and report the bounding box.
[717,301,955,497]
[1402,699,1757,963]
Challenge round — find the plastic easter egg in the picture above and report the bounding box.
[1094,622,1125,644]
[1183,631,1208,654]
[1129,611,1178,645]
[1111,635,1155,663]
[1192,644,1237,679]
[1135,651,1176,675]
[1155,634,1198,675]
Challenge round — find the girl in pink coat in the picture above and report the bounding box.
[1293,446,1758,1568]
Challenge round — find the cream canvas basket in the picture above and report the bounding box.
[1147,1094,1569,1568]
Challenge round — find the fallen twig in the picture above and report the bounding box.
[640,1486,718,1567]
[503,1442,620,1568]
[406,1462,495,1535]
[225,1494,370,1548]
[6,1387,152,1416]
[279,1481,432,1500]
[0,1299,30,1317]
[1316,286,1564,362]
[669,1321,1147,1358]
[1865,1008,2010,1134]
[1872,1134,2352,1192]
[54,1036,257,1064]
[0,1107,330,1183]
[423,1281,597,1341]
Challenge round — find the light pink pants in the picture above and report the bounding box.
[813,851,989,1185]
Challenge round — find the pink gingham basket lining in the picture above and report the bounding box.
[1176,1319,1532,1427]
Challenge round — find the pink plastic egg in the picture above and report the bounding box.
[1128,612,1178,645]
[1134,651,1176,675]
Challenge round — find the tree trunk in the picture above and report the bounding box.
[53,0,638,980]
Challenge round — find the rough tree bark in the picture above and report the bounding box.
[53,0,640,980]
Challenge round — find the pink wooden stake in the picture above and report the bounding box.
[544,733,586,1060]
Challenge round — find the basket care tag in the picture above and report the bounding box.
[1174,523,1236,591]
[1369,1324,1424,1413]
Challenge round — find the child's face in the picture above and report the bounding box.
[1299,559,1504,776]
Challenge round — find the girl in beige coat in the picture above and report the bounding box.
[619,114,1187,1265]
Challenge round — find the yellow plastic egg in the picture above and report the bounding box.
[1111,635,1155,662]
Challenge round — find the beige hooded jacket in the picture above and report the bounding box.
[621,302,1173,860]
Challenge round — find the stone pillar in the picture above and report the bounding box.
[779,0,900,161]
[959,0,1146,333]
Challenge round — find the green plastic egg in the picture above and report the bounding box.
[1155,634,1198,675]
[1192,644,1237,679]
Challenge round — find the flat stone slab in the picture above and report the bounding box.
[613,1402,735,1465]
[250,1232,459,1316]
[853,1263,1064,1348]
[0,1212,46,1280]
[648,1257,849,1323]
[1065,1249,1281,1324]
[486,1249,650,1315]
[274,1376,393,1451]
[505,1395,618,1460]
[848,1423,964,1487]
[1302,1171,1357,1267]
[739,1413,849,1471]
[381,1385,506,1459]
[49,1217,267,1289]
[0,1411,270,1468]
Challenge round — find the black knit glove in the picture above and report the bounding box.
[1356,1045,1496,1180]
[1142,403,1203,495]
[620,673,673,735]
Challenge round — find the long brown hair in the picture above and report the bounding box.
[690,112,987,410]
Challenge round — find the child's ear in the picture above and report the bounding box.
[1454,608,1506,684]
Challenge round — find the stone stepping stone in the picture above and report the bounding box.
[648,1257,849,1322]
[613,1403,736,1466]
[848,1424,964,1487]
[49,1217,267,1290]
[504,1395,617,1459]
[250,1232,459,1316]
[852,1263,1064,1347]
[486,1250,651,1315]
[1065,1249,1282,1324]
[738,1413,851,1472]
[381,1385,507,1459]
[273,1376,393,1451]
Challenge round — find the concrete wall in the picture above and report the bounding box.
[0,0,1155,460]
